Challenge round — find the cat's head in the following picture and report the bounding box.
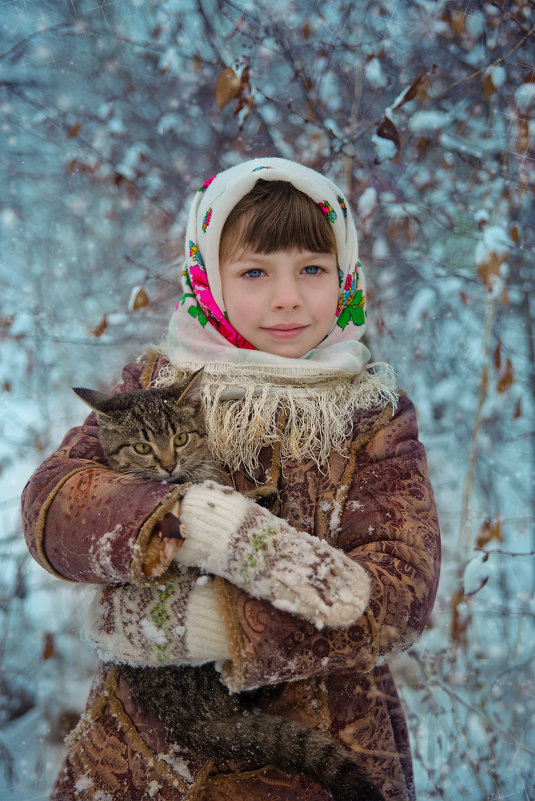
[73,369,217,484]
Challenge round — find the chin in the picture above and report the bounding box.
[271,346,309,359]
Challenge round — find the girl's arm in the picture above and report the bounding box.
[87,395,439,686]
[21,358,183,585]
[214,396,440,692]
[83,484,372,668]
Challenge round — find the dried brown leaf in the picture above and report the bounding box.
[450,587,469,646]
[482,72,497,100]
[496,358,514,393]
[215,66,241,111]
[67,122,81,139]
[392,67,435,111]
[476,517,502,549]
[477,251,508,289]
[493,341,501,370]
[42,632,55,661]
[91,315,107,338]
[67,158,96,175]
[416,136,429,159]
[376,116,400,149]
[516,114,530,155]
[130,287,149,311]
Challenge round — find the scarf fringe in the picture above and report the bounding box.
[152,362,398,476]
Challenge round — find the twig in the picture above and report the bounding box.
[519,289,535,593]
[475,548,535,558]
[486,1,535,36]
[430,677,535,759]
[0,22,71,61]
[457,289,499,552]
[444,23,535,94]
[343,60,363,199]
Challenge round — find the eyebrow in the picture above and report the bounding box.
[230,250,334,266]
[232,253,270,264]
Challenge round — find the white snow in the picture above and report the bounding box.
[514,82,535,113]
[147,779,162,797]
[406,287,436,329]
[140,618,168,646]
[89,524,132,581]
[365,57,387,90]
[371,236,389,260]
[408,110,451,133]
[474,225,510,265]
[74,775,93,791]
[488,64,506,89]
[160,749,194,782]
[357,186,378,220]
[371,133,397,162]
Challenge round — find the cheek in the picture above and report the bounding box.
[320,282,340,322]
[221,275,243,316]
[225,285,259,326]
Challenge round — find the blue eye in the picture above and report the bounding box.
[244,269,263,279]
[303,265,323,275]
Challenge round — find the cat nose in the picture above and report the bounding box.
[162,465,176,474]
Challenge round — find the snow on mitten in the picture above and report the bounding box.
[176,481,371,630]
[82,569,231,666]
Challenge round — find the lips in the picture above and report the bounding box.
[261,324,309,339]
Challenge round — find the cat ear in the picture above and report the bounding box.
[73,387,117,417]
[173,367,205,405]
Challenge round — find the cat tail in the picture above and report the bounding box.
[192,714,386,801]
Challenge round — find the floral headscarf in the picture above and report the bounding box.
[167,158,370,378]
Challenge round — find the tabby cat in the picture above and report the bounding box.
[73,370,384,801]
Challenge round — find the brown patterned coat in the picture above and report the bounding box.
[21,352,440,801]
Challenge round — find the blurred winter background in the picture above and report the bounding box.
[1,0,534,798]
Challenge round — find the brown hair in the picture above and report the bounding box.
[219,179,336,261]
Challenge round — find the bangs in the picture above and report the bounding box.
[220,180,336,260]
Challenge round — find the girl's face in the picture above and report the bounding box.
[220,247,339,358]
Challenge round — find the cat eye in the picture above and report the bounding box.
[133,443,152,455]
[174,433,189,447]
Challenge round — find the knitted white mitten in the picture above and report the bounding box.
[82,570,231,667]
[177,482,370,630]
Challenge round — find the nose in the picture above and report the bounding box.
[270,276,302,310]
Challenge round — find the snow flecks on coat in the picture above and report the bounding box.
[89,524,131,581]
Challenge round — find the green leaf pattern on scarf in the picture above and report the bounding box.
[336,262,366,330]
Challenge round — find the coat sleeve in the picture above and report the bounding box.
[216,395,441,692]
[21,357,183,585]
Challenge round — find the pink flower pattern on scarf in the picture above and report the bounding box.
[184,241,255,350]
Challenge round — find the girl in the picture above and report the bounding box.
[21,158,440,800]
